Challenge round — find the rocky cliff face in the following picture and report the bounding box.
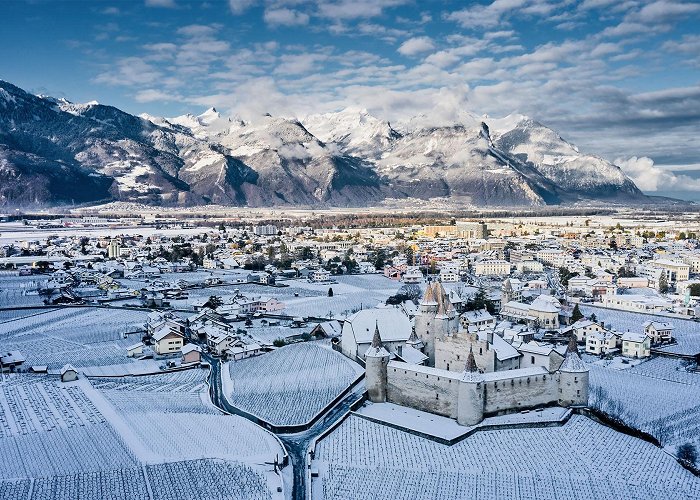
[0,80,646,207]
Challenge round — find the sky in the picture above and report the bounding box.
[1,0,700,198]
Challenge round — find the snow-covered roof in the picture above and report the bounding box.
[126,342,144,351]
[397,345,428,365]
[643,320,674,330]
[344,307,411,345]
[181,344,202,355]
[529,295,561,313]
[152,326,184,342]
[60,363,77,375]
[622,332,649,343]
[476,331,521,361]
[559,336,588,373]
[461,309,494,323]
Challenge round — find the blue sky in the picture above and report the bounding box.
[2,0,700,195]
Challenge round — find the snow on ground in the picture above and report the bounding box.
[589,364,700,449]
[0,370,283,498]
[357,402,569,440]
[312,414,700,500]
[0,307,149,369]
[579,304,700,355]
[225,342,363,426]
[280,275,400,319]
[90,369,283,465]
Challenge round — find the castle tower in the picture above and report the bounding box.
[501,278,513,311]
[414,283,439,365]
[365,321,390,403]
[457,346,485,426]
[558,334,589,407]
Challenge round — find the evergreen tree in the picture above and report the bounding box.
[659,272,669,294]
[571,303,584,323]
[328,287,334,297]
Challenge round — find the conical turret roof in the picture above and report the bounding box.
[560,334,587,373]
[462,345,482,382]
[422,283,437,305]
[365,320,390,358]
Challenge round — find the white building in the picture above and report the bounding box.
[474,260,510,276]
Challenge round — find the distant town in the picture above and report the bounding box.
[1,207,699,499]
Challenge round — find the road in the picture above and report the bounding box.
[204,354,365,500]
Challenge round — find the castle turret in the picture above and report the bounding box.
[406,325,424,351]
[457,346,485,426]
[558,334,589,407]
[365,321,390,403]
[415,283,438,365]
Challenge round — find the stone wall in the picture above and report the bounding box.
[483,372,559,415]
[386,362,460,419]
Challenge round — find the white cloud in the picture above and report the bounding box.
[614,156,700,191]
[145,0,177,7]
[229,0,257,14]
[134,89,181,103]
[264,8,310,26]
[398,36,435,56]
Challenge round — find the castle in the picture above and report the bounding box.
[365,282,589,426]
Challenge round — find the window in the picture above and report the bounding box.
[531,356,535,365]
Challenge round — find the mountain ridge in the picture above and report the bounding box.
[0,79,647,207]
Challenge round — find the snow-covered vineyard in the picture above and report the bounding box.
[0,307,150,369]
[312,414,700,500]
[0,373,283,499]
[589,364,700,449]
[225,343,363,426]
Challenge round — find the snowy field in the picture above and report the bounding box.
[279,275,401,319]
[0,376,138,480]
[0,371,283,498]
[589,364,700,450]
[0,307,149,369]
[579,304,700,355]
[91,369,284,467]
[225,342,363,426]
[312,414,700,500]
[0,272,47,308]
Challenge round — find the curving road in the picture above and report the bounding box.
[205,354,365,500]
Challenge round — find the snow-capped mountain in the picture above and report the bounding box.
[0,80,646,207]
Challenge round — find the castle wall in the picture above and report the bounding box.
[483,370,559,415]
[435,335,496,373]
[386,362,460,419]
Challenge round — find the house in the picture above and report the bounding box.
[207,331,233,356]
[60,364,79,382]
[310,320,342,338]
[643,321,674,344]
[565,319,608,343]
[126,342,144,358]
[516,341,566,371]
[585,330,621,355]
[473,259,510,276]
[310,269,331,283]
[152,327,185,355]
[459,309,495,330]
[621,332,651,358]
[181,344,202,364]
[229,342,263,361]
